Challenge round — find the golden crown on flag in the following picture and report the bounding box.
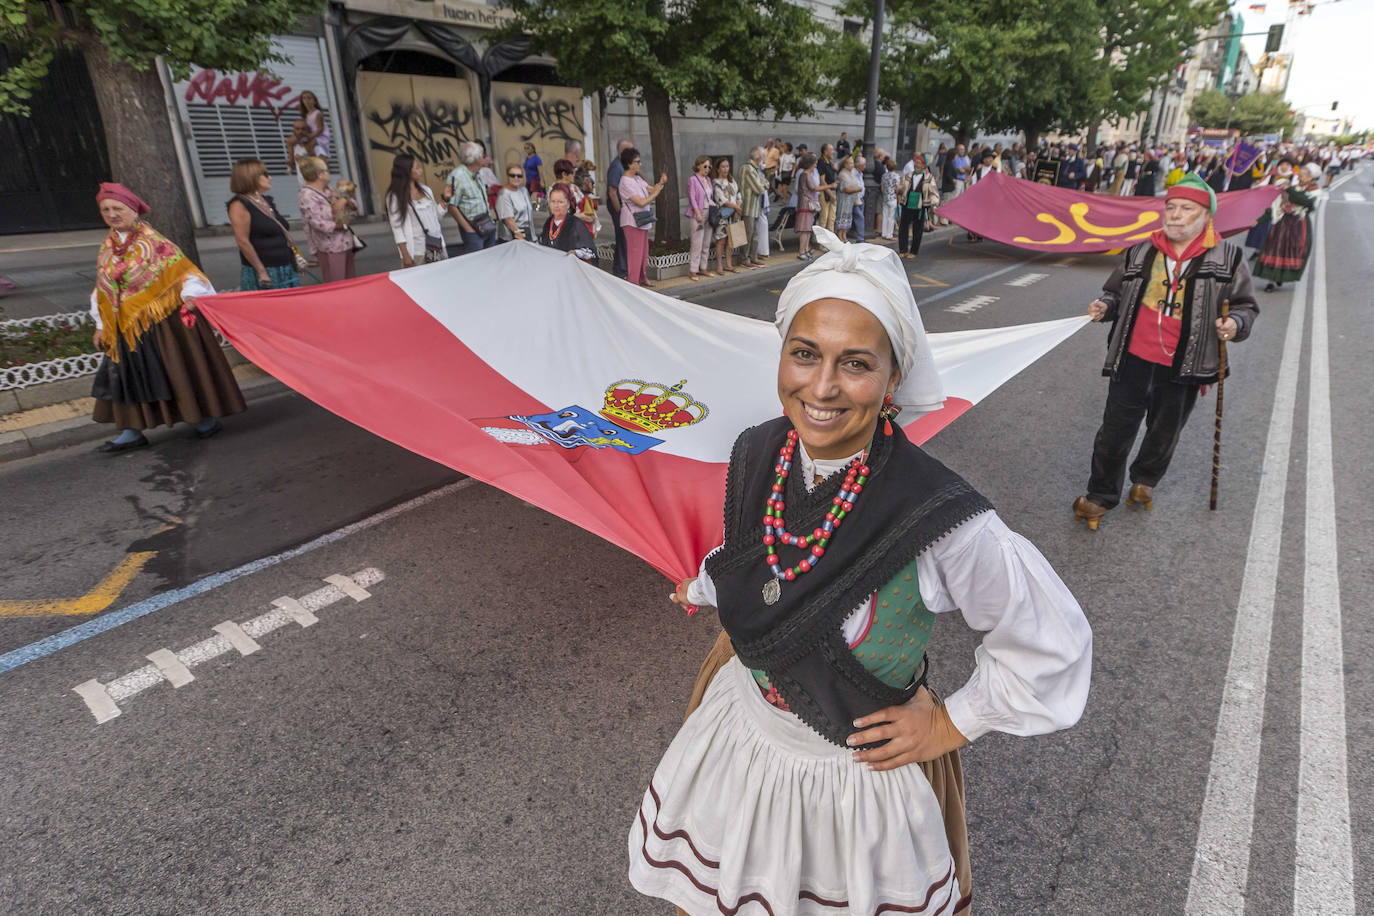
[601,379,708,434]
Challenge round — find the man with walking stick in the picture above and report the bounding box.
[1072,173,1259,530]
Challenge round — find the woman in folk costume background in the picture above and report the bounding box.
[1253,161,1321,293]
[629,227,1093,916]
[89,183,246,453]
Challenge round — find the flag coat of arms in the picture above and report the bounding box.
[197,243,1086,581]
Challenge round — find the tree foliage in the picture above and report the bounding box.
[0,0,318,115]
[1189,88,1295,136]
[827,0,1229,144]
[501,0,833,240]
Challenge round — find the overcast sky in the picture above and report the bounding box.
[1235,0,1372,133]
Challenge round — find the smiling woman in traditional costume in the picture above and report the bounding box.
[88,183,246,452]
[628,227,1092,916]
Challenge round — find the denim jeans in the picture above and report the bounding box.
[458,229,495,255]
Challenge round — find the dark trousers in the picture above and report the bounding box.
[898,207,925,255]
[609,206,627,278]
[458,230,495,255]
[1087,352,1200,508]
[852,203,865,242]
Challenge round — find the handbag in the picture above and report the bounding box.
[469,211,497,238]
[707,204,721,227]
[409,200,446,262]
[726,219,748,249]
[633,209,654,227]
[904,175,924,210]
[349,228,367,252]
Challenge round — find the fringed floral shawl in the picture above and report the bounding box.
[95,224,208,362]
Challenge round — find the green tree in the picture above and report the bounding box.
[1189,89,1294,137]
[1087,0,1227,147]
[501,0,832,242]
[824,0,1105,149]
[1,0,321,259]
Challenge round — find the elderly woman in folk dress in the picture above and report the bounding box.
[629,227,1092,916]
[88,183,246,453]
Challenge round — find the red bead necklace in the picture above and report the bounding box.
[761,429,869,605]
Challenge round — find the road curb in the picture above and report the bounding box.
[0,373,290,465]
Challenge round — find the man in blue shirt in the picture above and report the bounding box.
[606,138,632,279]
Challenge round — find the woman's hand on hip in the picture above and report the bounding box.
[847,686,967,771]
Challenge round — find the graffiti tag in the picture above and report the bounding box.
[366,100,474,168]
[493,86,583,144]
[184,70,300,119]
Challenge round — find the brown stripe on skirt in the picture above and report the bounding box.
[92,313,247,430]
[674,629,973,916]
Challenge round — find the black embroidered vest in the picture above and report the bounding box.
[705,417,993,747]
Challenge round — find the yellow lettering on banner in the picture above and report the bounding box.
[0,552,155,619]
[1069,202,1159,236]
[1013,213,1076,245]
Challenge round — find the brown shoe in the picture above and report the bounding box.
[1072,496,1108,531]
[1126,483,1154,510]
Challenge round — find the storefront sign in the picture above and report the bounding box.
[343,0,512,28]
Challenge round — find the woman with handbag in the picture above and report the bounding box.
[386,154,447,268]
[686,156,717,281]
[496,166,534,242]
[711,158,747,274]
[296,157,357,284]
[227,159,303,290]
[617,147,667,287]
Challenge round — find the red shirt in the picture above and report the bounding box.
[1127,251,1188,366]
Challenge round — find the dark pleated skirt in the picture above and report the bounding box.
[91,310,247,430]
[674,630,973,916]
[1254,212,1312,284]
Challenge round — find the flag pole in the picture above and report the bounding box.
[1210,299,1230,511]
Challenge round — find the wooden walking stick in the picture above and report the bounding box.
[1210,299,1230,511]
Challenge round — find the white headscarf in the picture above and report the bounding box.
[775,226,944,414]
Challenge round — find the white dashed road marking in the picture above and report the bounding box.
[73,568,385,723]
[1005,272,1049,288]
[946,294,999,315]
[1341,192,1365,202]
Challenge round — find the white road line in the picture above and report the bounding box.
[271,596,318,627]
[946,294,999,315]
[145,648,194,687]
[72,680,122,723]
[1294,197,1355,912]
[85,569,385,721]
[1005,272,1049,288]
[1185,241,1310,915]
[1340,192,1365,202]
[324,573,372,602]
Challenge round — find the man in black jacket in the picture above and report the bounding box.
[1072,173,1259,529]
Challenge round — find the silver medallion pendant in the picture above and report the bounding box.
[762,577,782,606]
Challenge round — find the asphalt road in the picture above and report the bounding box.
[1,166,1371,914]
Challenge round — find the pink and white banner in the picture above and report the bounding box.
[197,243,1086,581]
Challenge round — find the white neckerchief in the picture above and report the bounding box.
[796,440,865,493]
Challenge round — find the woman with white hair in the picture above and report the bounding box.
[629,227,1092,916]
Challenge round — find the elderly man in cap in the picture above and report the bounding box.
[1072,173,1259,529]
[1058,145,1087,190]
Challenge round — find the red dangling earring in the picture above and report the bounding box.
[882,394,895,436]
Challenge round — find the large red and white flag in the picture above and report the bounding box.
[197,243,1086,580]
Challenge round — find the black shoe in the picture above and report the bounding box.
[194,419,223,440]
[96,435,149,453]
[1264,282,1277,292]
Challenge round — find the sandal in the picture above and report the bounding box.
[724,267,738,273]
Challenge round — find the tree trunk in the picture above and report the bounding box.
[643,87,680,244]
[1085,120,1100,153]
[81,37,200,263]
[952,125,971,148]
[1021,124,1041,153]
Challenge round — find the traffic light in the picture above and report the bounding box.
[1332,101,1338,111]
[1265,24,1284,53]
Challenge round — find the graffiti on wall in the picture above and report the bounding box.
[493,85,582,144]
[367,100,475,168]
[184,69,300,120]
[357,72,476,211]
